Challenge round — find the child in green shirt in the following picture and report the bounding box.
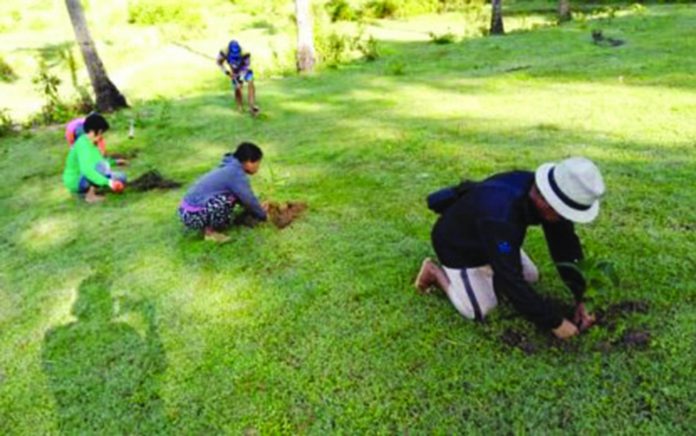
[62,113,126,203]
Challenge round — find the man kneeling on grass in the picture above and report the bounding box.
[178,142,267,242]
[62,113,126,203]
[415,157,605,340]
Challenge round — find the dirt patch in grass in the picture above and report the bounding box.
[234,201,308,229]
[268,201,308,228]
[500,300,651,355]
[619,329,651,347]
[595,300,649,330]
[129,170,182,191]
[106,150,140,160]
[591,30,626,47]
[500,329,539,355]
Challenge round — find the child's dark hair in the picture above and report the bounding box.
[233,142,263,162]
[83,113,110,134]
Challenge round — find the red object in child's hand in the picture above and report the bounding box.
[111,180,125,193]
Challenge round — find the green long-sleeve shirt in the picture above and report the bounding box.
[62,134,110,193]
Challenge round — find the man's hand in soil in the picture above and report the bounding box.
[552,319,579,340]
[261,201,270,213]
[573,302,596,332]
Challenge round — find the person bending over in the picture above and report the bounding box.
[216,40,259,116]
[416,157,605,340]
[62,113,126,203]
[178,142,267,242]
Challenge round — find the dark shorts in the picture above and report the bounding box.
[231,69,254,87]
[77,161,127,193]
[178,194,237,231]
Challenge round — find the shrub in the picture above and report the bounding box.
[248,19,278,34]
[429,31,457,44]
[437,0,485,12]
[385,59,406,76]
[29,58,90,127]
[362,0,446,18]
[317,31,351,67]
[0,108,14,137]
[0,56,17,82]
[629,3,647,14]
[356,35,380,61]
[32,60,69,124]
[326,0,360,22]
[363,0,400,18]
[128,1,202,27]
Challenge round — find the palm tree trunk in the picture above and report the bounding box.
[295,0,316,72]
[65,0,127,112]
[490,0,504,35]
[558,0,572,23]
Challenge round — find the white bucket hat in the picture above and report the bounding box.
[535,157,605,223]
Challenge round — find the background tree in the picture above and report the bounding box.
[490,0,505,35]
[65,0,127,112]
[558,0,572,23]
[295,0,316,72]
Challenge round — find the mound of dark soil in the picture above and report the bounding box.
[592,30,625,47]
[500,300,652,355]
[620,329,651,348]
[129,170,181,192]
[594,328,651,353]
[595,300,649,330]
[500,329,538,355]
[234,201,308,229]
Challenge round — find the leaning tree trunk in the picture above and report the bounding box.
[295,0,316,73]
[65,0,127,112]
[490,0,504,35]
[558,0,572,23]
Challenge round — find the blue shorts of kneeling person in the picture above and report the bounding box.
[178,142,267,242]
[77,161,127,193]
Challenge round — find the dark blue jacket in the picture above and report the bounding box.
[431,171,585,329]
[183,154,267,220]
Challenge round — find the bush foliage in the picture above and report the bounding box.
[327,0,486,21]
[0,56,17,82]
[128,1,202,26]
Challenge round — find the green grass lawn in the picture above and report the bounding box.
[1,3,695,434]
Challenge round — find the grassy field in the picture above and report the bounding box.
[1,1,695,434]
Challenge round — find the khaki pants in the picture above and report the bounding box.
[442,250,539,321]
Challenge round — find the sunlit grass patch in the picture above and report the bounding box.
[18,214,77,252]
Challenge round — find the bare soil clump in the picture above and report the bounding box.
[500,300,651,355]
[234,201,308,229]
[129,170,182,191]
[500,329,539,355]
[591,30,626,47]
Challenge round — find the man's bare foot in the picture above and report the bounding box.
[250,105,260,117]
[204,230,231,243]
[415,258,444,293]
[84,188,105,204]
